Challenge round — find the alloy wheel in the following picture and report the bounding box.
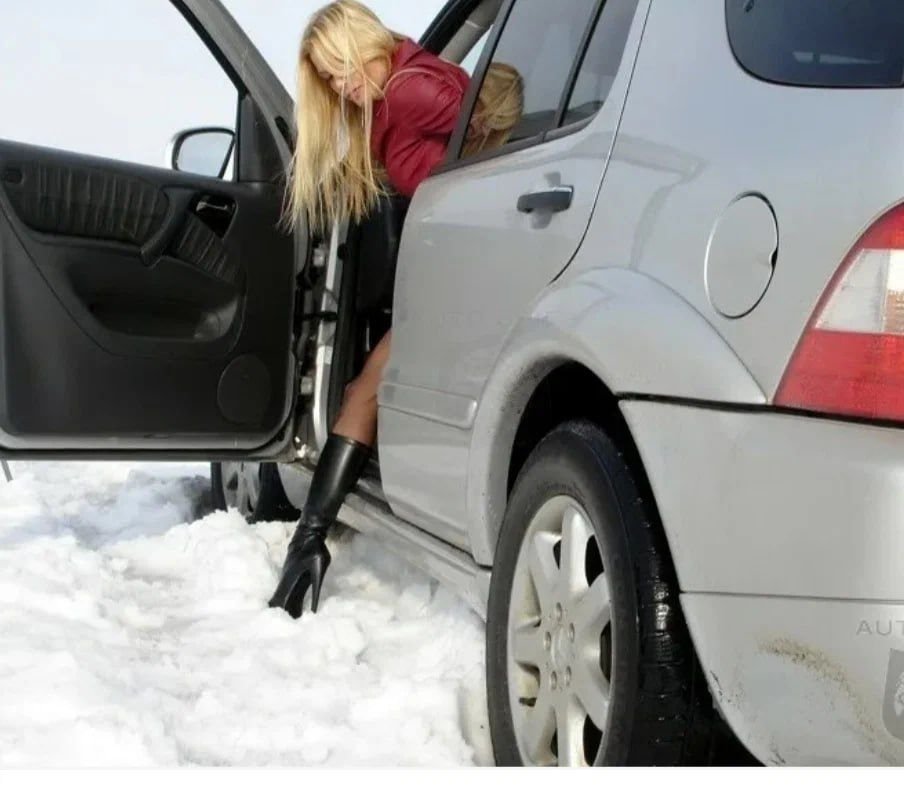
[507,495,613,766]
[219,461,262,519]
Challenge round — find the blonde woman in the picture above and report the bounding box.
[269,0,472,618]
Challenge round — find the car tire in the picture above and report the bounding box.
[486,419,713,766]
[210,462,299,523]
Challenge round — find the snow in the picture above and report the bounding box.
[0,462,491,766]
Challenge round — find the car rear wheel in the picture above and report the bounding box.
[486,420,712,766]
[211,462,299,523]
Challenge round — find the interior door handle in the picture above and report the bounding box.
[140,188,195,265]
[196,196,234,213]
[517,186,574,215]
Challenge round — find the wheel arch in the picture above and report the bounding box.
[505,363,640,514]
[466,266,766,566]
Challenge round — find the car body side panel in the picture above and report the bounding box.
[464,267,765,565]
[373,403,474,549]
[622,399,904,600]
[378,126,619,546]
[378,0,652,545]
[683,593,904,765]
[588,0,904,399]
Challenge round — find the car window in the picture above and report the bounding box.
[460,0,599,160]
[0,0,239,176]
[726,0,904,88]
[561,0,639,126]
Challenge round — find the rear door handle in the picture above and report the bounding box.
[517,186,574,215]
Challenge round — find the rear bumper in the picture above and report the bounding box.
[621,401,904,600]
[683,593,904,765]
[621,401,904,764]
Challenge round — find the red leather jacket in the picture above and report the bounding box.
[370,38,470,198]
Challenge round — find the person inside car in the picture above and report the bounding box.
[269,0,522,618]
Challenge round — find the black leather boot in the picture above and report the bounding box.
[268,433,372,617]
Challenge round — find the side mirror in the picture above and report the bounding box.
[168,127,235,179]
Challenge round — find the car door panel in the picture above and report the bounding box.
[378,0,649,546]
[379,130,610,544]
[0,0,304,456]
[389,130,614,395]
[0,140,294,450]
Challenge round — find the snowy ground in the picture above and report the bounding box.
[0,461,491,766]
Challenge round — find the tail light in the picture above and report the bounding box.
[775,203,904,422]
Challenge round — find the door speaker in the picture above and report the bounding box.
[217,354,271,425]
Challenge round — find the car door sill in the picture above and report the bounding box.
[288,463,490,620]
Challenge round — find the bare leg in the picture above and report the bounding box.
[269,330,392,617]
[332,329,391,447]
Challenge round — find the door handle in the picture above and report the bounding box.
[517,186,574,215]
[194,193,236,238]
[140,188,195,265]
[196,196,235,213]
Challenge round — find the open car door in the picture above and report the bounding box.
[0,0,306,460]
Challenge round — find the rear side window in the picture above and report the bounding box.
[459,0,599,159]
[562,0,639,126]
[726,0,904,88]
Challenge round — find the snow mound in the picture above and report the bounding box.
[0,462,490,766]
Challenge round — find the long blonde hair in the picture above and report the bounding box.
[281,1,404,233]
[462,62,524,158]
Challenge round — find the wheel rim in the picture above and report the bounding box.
[507,495,614,766]
[220,462,261,519]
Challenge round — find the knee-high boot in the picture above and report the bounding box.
[268,433,372,617]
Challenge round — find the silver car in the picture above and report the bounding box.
[3,0,904,767]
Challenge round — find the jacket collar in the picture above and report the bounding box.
[390,37,421,72]
[374,38,419,118]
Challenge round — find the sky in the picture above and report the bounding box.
[0,1,447,168]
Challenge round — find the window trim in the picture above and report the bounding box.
[433,0,614,178]
[420,0,489,52]
[556,0,640,128]
[171,0,251,97]
[553,0,608,128]
[544,113,595,142]
[170,0,254,183]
